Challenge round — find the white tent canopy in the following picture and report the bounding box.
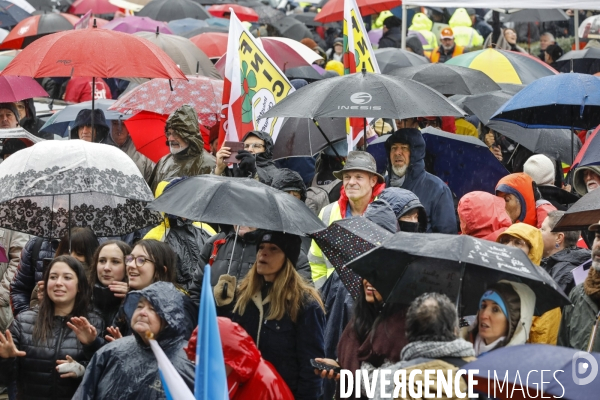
[402,1,600,9]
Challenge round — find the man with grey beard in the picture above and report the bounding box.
[558,221,600,351]
[384,128,456,233]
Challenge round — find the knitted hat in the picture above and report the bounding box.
[257,230,302,267]
[300,37,318,50]
[0,102,20,124]
[523,154,555,186]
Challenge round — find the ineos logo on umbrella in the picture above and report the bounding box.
[350,92,372,105]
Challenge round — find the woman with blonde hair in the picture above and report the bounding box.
[215,230,325,400]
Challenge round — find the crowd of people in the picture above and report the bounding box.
[0,2,598,400]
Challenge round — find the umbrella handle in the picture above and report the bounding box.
[312,119,342,160]
[226,225,241,275]
[586,311,600,352]
[455,261,466,314]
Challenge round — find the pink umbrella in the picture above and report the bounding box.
[109,75,223,127]
[215,37,322,75]
[102,16,173,34]
[368,28,383,45]
[0,75,48,102]
[69,0,119,14]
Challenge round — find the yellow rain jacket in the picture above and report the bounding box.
[449,8,484,49]
[308,201,343,288]
[409,13,438,52]
[497,223,561,345]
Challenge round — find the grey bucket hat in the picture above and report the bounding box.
[333,150,385,183]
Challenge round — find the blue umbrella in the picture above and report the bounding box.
[0,0,30,28]
[491,73,600,131]
[205,17,230,27]
[167,18,208,36]
[464,344,600,399]
[40,100,130,137]
[367,127,509,198]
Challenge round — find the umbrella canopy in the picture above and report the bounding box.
[147,175,326,236]
[420,126,508,197]
[465,344,600,399]
[102,16,173,34]
[272,117,346,159]
[491,73,600,130]
[137,0,210,22]
[501,8,569,23]
[0,127,44,146]
[458,89,514,124]
[348,232,570,316]
[1,26,186,80]
[0,49,18,71]
[108,0,150,12]
[554,48,600,75]
[315,0,401,23]
[487,120,580,165]
[6,0,34,13]
[254,5,284,25]
[261,71,465,120]
[40,99,129,136]
[445,48,557,85]
[0,0,30,28]
[0,140,161,238]
[0,12,73,49]
[389,63,501,96]
[284,66,323,82]
[109,76,223,127]
[291,11,321,27]
[124,111,168,163]
[0,75,47,102]
[167,17,208,36]
[68,0,118,14]
[133,31,220,79]
[189,31,227,58]
[207,4,258,21]
[552,179,600,231]
[572,124,600,170]
[182,25,228,37]
[269,16,312,41]
[309,216,391,299]
[374,48,430,74]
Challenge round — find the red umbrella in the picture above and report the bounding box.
[0,25,186,79]
[315,0,401,23]
[124,111,169,163]
[0,75,48,102]
[69,0,119,14]
[207,4,259,22]
[110,75,223,127]
[189,32,228,58]
[0,13,74,50]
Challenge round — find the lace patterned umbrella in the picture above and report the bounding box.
[0,140,161,238]
[109,76,223,127]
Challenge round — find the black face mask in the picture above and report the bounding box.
[399,220,420,232]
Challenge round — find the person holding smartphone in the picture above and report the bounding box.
[214,131,279,185]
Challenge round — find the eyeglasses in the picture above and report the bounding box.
[125,255,155,267]
[243,143,264,150]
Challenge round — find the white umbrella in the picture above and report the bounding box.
[0,140,161,238]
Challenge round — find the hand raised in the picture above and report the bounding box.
[0,330,26,358]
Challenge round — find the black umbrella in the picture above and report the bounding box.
[147,175,326,236]
[374,48,430,74]
[309,217,391,299]
[261,70,465,120]
[500,9,569,23]
[284,66,323,82]
[28,0,72,12]
[270,16,312,41]
[460,90,514,124]
[291,12,322,27]
[137,0,210,22]
[389,63,501,96]
[552,188,600,231]
[347,232,570,316]
[554,48,600,75]
[497,83,526,94]
[254,5,285,26]
[486,120,581,165]
[182,25,229,37]
[273,117,346,159]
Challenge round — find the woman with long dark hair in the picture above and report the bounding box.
[0,256,104,400]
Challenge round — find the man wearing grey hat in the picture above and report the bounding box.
[308,151,385,288]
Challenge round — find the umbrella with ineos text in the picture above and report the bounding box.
[147,175,326,236]
[0,140,161,239]
[347,232,570,316]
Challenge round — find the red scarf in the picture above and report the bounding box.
[338,182,386,218]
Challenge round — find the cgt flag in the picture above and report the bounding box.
[219,10,294,146]
[343,0,381,149]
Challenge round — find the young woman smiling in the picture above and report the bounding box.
[0,256,104,400]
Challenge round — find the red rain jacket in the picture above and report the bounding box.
[185,318,294,400]
[458,191,511,242]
